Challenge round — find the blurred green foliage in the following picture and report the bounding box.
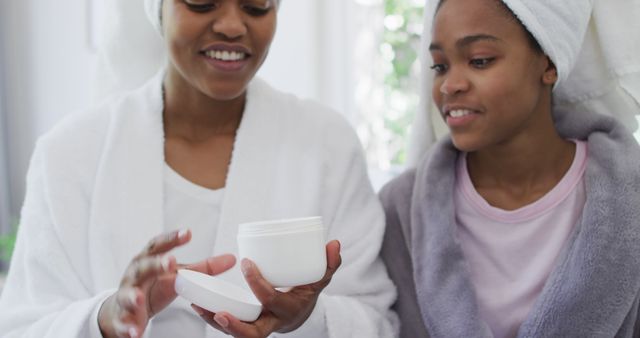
[0,219,18,263]
[382,0,424,165]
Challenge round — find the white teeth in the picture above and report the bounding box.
[205,50,246,61]
[449,109,472,118]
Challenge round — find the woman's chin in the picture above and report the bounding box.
[203,84,248,102]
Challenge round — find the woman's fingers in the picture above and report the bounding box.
[123,255,175,287]
[184,254,237,276]
[120,229,189,286]
[212,312,278,338]
[196,243,342,337]
[111,287,147,338]
[191,305,275,338]
[113,320,140,338]
[326,240,342,272]
[191,305,228,333]
[100,231,193,337]
[310,240,342,291]
[241,259,285,309]
[142,229,191,257]
[241,241,341,313]
[116,287,143,313]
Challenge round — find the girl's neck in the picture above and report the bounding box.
[466,117,576,210]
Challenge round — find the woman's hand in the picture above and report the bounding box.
[98,229,236,338]
[193,240,342,338]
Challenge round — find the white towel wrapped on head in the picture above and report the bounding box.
[92,0,165,103]
[408,0,640,165]
[501,0,593,86]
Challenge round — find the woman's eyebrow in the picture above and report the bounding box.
[429,34,502,51]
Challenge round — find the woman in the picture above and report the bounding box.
[0,1,397,337]
[381,0,640,337]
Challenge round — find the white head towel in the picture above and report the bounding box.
[144,0,164,35]
[91,0,165,103]
[500,0,592,86]
[408,0,640,166]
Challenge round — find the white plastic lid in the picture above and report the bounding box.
[238,216,323,236]
[174,269,262,322]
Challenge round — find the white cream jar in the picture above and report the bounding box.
[237,216,327,288]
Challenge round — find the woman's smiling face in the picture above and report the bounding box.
[430,0,556,152]
[162,0,277,101]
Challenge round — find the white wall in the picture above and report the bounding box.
[258,1,321,105]
[259,0,358,122]
[0,0,100,220]
[0,0,348,220]
[0,35,9,233]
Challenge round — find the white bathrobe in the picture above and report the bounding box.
[0,72,398,338]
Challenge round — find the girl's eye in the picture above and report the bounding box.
[470,58,495,69]
[430,64,448,75]
[243,5,271,16]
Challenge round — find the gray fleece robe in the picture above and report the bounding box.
[380,107,640,338]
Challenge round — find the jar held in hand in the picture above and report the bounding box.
[237,216,327,288]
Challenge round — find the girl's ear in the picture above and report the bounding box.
[542,56,558,86]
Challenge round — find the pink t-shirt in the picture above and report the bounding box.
[455,141,587,338]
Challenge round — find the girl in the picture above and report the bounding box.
[381,0,640,337]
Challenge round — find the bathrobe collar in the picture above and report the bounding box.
[88,70,281,288]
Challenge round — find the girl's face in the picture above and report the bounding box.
[430,0,557,152]
[163,0,277,101]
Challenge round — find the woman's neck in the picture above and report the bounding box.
[162,73,245,142]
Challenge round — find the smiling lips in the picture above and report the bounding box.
[448,109,473,118]
[443,107,480,127]
[201,46,251,72]
[204,50,247,62]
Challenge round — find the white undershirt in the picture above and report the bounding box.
[455,141,587,338]
[146,163,224,337]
